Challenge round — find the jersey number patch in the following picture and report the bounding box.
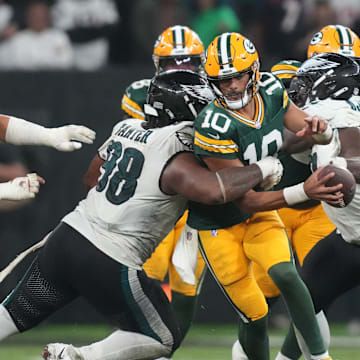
[97,141,145,205]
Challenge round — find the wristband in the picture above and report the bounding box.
[283,182,309,206]
[312,125,333,143]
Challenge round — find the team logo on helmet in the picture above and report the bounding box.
[298,57,340,73]
[179,84,214,103]
[244,38,256,54]
[310,32,323,45]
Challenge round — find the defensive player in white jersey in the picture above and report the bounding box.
[120,26,208,352]
[0,113,95,200]
[273,53,360,360]
[0,70,293,360]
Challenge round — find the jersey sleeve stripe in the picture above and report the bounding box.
[121,95,145,120]
[195,131,236,146]
[283,90,289,108]
[194,137,238,154]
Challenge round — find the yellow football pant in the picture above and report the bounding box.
[199,211,291,322]
[253,204,335,298]
[143,211,206,296]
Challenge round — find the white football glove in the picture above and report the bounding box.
[48,125,96,152]
[310,129,342,171]
[0,173,41,200]
[255,156,284,190]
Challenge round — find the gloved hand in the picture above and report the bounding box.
[47,125,96,152]
[255,156,284,190]
[0,173,45,200]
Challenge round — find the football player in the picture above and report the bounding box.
[307,24,360,59]
[0,70,297,360]
[120,25,207,350]
[274,53,360,360]
[232,60,336,360]
[0,113,95,200]
[188,32,339,360]
[233,25,360,360]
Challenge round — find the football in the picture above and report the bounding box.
[317,164,356,208]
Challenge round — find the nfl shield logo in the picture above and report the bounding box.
[211,229,218,237]
[186,231,193,241]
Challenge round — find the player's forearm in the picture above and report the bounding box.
[4,116,55,146]
[178,163,263,205]
[235,190,288,212]
[216,164,263,202]
[235,181,311,212]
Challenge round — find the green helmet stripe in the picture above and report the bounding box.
[336,25,351,50]
[172,26,185,49]
[217,35,224,69]
[226,34,232,67]
[218,33,233,70]
[336,26,344,49]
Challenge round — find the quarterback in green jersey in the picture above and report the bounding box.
[188,32,339,360]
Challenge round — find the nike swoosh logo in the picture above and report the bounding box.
[207,133,220,140]
[58,348,65,359]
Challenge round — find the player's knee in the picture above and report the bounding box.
[268,262,299,290]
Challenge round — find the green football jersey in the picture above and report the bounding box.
[121,79,151,120]
[188,72,290,230]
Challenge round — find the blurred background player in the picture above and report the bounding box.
[119,25,207,352]
[188,31,338,360]
[307,24,360,59]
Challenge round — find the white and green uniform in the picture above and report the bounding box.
[121,79,151,120]
[188,72,290,230]
[306,96,360,244]
[63,118,193,268]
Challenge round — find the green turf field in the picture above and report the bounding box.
[1,323,359,359]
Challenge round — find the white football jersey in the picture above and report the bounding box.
[305,96,360,244]
[63,119,194,269]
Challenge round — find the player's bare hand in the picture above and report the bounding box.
[50,125,96,152]
[296,116,332,144]
[304,168,344,205]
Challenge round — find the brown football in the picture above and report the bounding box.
[317,164,356,208]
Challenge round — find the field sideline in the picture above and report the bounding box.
[1,323,360,359]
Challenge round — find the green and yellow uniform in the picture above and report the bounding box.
[121,79,151,120]
[188,72,292,322]
[249,60,336,299]
[253,151,335,298]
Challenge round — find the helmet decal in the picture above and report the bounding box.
[310,32,323,45]
[298,57,340,72]
[179,84,214,103]
[244,38,256,54]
